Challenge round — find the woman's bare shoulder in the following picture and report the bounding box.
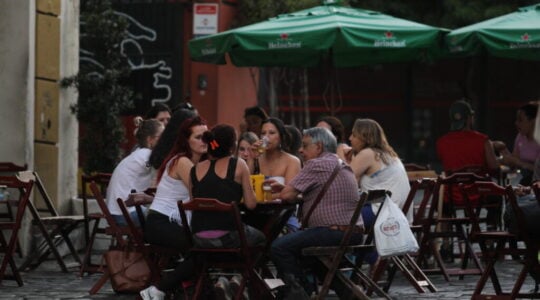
[175,156,195,168]
[352,148,376,162]
[282,152,301,165]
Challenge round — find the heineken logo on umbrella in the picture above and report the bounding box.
[268,33,302,49]
[374,31,406,48]
[509,32,540,49]
[201,39,217,55]
[448,36,464,53]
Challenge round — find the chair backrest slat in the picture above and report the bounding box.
[0,162,27,173]
[178,198,248,253]
[90,181,125,246]
[0,176,34,227]
[116,198,144,245]
[405,179,436,226]
[461,181,506,236]
[429,172,492,219]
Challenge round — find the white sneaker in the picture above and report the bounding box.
[140,285,165,300]
[214,276,232,300]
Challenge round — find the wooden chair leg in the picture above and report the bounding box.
[391,256,425,293]
[4,203,23,258]
[89,271,110,295]
[402,254,437,292]
[55,223,83,265]
[79,218,101,277]
[0,231,23,286]
[510,265,529,298]
[368,258,388,294]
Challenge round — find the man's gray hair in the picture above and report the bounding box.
[303,127,337,153]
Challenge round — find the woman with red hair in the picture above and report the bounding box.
[141,116,207,300]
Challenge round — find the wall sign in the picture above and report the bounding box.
[193,3,218,36]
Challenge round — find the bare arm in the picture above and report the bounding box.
[171,156,194,187]
[279,184,300,202]
[238,159,257,209]
[336,143,352,163]
[484,140,501,171]
[284,155,302,184]
[349,148,376,182]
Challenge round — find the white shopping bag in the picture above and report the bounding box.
[374,196,419,257]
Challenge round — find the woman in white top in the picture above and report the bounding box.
[349,118,411,221]
[140,116,208,300]
[349,118,410,265]
[144,116,207,249]
[249,117,302,231]
[106,118,163,226]
[250,117,301,187]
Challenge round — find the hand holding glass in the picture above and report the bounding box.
[258,136,269,154]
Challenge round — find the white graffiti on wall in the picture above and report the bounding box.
[115,11,172,106]
[79,11,173,107]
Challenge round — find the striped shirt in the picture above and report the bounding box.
[290,152,361,228]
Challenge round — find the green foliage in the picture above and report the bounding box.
[61,0,135,174]
[349,0,539,28]
[234,0,321,27]
[236,0,539,28]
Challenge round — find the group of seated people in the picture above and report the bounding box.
[102,99,539,300]
[436,99,540,260]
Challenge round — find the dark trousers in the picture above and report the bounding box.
[270,226,363,298]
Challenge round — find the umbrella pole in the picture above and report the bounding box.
[287,69,296,126]
[302,68,310,129]
[269,68,278,117]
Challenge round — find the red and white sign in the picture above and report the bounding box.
[193,3,219,35]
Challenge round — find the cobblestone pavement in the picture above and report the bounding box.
[0,256,538,299]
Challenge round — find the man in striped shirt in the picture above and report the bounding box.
[269,127,362,299]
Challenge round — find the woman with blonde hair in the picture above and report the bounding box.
[348,118,410,268]
[349,118,410,221]
[236,131,259,162]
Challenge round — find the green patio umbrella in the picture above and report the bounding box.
[189,3,448,67]
[446,3,540,60]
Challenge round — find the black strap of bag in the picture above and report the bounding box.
[301,161,342,229]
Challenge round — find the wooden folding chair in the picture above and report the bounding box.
[0,162,28,173]
[0,162,27,258]
[16,171,84,273]
[116,197,177,289]
[370,179,437,294]
[416,172,490,281]
[301,190,391,300]
[79,173,111,276]
[466,184,540,299]
[81,173,111,247]
[178,198,265,300]
[86,181,132,294]
[0,175,34,286]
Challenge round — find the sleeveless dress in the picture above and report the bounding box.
[149,156,191,224]
[144,156,191,252]
[359,157,412,223]
[190,157,265,248]
[190,157,243,233]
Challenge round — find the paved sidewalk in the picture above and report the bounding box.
[0,256,538,299]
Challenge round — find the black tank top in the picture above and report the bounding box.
[190,157,242,232]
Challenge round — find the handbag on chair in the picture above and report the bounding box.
[103,247,151,293]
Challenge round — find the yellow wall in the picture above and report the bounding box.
[34,0,61,207]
